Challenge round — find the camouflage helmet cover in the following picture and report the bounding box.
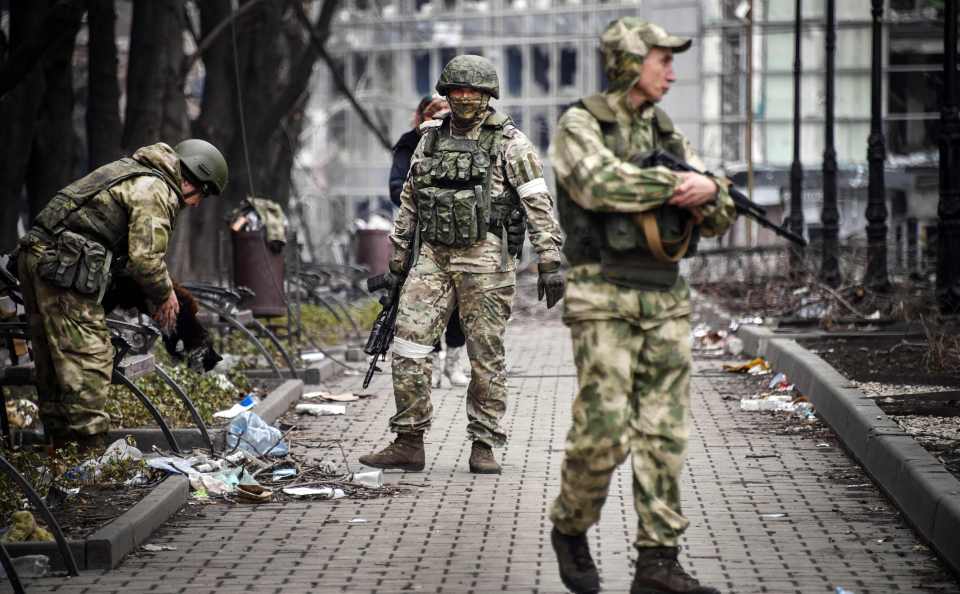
[436,55,500,99]
[174,138,228,196]
[600,17,691,92]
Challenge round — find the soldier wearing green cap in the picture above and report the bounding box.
[358,54,565,475]
[17,139,227,449]
[547,18,736,594]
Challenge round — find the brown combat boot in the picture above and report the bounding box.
[631,547,720,594]
[551,527,600,594]
[468,441,501,474]
[358,432,425,471]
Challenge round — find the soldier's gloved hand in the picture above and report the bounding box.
[537,262,565,309]
[506,210,526,257]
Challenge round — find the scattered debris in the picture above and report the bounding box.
[1,511,53,543]
[296,403,346,416]
[0,554,50,578]
[282,486,345,499]
[303,390,358,402]
[227,411,289,456]
[214,393,260,419]
[141,544,177,552]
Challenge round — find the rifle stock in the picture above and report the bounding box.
[641,150,807,247]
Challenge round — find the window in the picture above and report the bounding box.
[559,46,578,93]
[506,46,524,96]
[532,44,550,94]
[440,47,458,70]
[415,52,432,96]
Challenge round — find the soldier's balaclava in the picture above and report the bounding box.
[448,91,490,126]
[600,17,692,93]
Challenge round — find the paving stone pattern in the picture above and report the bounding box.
[27,310,959,593]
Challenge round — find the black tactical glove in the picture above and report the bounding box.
[506,210,526,257]
[537,262,565,309]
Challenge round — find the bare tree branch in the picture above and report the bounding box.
[180,0,268,80]
[292,1,392,151]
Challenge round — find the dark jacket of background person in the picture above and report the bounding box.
[389,129,420,207]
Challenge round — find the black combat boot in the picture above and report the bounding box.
[468,441,501,474]
[550,527,600,594]
[358,432,425,471]
[631,547,720,594]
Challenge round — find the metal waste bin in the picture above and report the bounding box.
[355,229,392,276]
[233,229,286,317]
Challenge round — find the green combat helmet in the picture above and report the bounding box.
[175,138,228,195]
[436,55,500,99]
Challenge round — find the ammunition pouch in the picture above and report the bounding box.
[36,230,112,301]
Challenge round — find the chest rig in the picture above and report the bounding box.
[33,157,176,253]
[412,112,518,250]
[556,95,698,290]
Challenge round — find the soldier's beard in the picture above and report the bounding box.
[449,95,489,127]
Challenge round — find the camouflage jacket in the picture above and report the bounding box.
[24,143,183,308]
[390,110,563,274]
[549,91,736,326]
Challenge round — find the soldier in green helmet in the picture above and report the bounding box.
[17,139,227,449]
[358,55,565,474]
[547,18,736,594]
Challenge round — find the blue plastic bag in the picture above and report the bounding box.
[226,411,288,457]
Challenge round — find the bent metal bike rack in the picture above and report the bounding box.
[0,453,81,588]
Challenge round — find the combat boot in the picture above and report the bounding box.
[631,547,720,594]
[468,441,501,474]
[443,346,469,387]
[550,527,600,594]
[358,432,425,471]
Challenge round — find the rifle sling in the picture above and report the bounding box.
[634,212,695,263]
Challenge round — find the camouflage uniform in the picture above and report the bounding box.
[388,110,563,447]
[548,21,737,551]
[17,143,184,438]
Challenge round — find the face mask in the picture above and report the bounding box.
[448,93,489,123]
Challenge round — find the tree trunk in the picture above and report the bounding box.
[86,0,123,169]
[167,0,336,282]
[24,1,84,219]
[0,1,48,251]
[123,0,186,152]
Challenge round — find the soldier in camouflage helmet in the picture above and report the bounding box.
[547,18,735,594]
[358,55,565,475]
[17,139,227,449]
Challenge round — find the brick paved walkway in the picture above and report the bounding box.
[28,294,959,593]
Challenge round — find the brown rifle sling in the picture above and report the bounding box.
[634,212,695,263]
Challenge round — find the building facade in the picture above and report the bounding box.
[296,0,948,267]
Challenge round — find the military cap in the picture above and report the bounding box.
[600,17,691,60]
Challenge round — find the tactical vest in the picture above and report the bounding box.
[34,157,176,254]
[412,112,519,251]
[556,95,698,290]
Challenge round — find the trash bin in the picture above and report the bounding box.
[233,229,286,317]
[355,229,392,276]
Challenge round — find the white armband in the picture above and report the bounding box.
[517,177,549,198]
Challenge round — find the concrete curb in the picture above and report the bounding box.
[737,324,960,574]
[250,378,304,424]
[2,475,188,570]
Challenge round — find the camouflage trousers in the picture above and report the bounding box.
[18,249,113,438]
[389,251,515,447]
[550,316,691,548]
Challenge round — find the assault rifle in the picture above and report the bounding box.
[639,149,807,247]
[362,243,415,388]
